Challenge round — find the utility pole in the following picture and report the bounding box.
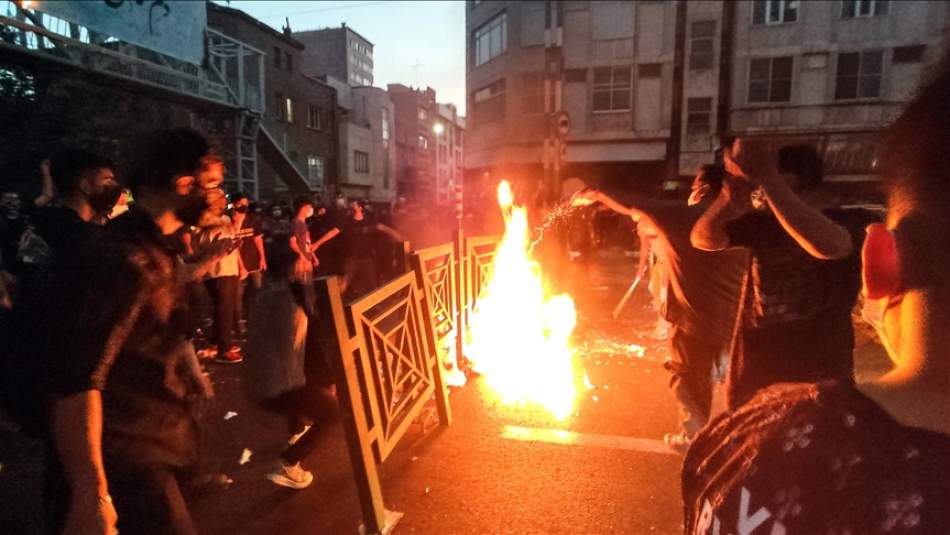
[542,0,565,205]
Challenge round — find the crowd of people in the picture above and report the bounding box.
[0,50,948,535]
[0,129,413,534]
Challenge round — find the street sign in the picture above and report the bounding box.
[34,0,207,64]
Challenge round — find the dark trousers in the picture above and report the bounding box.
[46,450,197,535]
[204,275,239,352]
[237,271,263,324]
[664,325,722,437]
[108,459,197,535]
[280,385,339,465]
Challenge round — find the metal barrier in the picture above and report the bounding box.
[318,230,500,533]
[316,273,451,534]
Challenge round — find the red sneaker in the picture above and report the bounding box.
[215,349,243,364]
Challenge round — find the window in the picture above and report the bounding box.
[842,0,888,18]
[286,52,293,72]
[307,155,325,185]
[752,0,798,25]
[307,104,322,130]
[592,66,632,112]
[690,21,716,70]
[474,12,507,66]
[354,151,369,173]
[748,57,793,103]
[381,108,390,141]
[835,51,883,100]
[893,45,925,64]
[473,78,506,124]
[418,108,428,121]
[285,97,295,123]
[273,47,282,68]
[522,72,544,114]
[418,136,429,149]
[686,98,713,135]
[275,92,285,120]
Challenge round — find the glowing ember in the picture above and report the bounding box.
[465,181,587,420]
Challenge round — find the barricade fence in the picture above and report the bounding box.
[318,228,500,534]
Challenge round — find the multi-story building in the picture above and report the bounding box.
[208,3,339,200]
[465,1,679,201]
[323,76,397,204]
[466,0,950,201]
[388,83,439,204]
[434,103,465,206]
[295,23,374,87]
[716,0,948,190]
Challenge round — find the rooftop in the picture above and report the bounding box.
[208,3,304,50]
[295,23,375,48]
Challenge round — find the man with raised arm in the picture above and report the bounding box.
[576,166,747,450]
[691,140,876,408]
[682,53,950,534]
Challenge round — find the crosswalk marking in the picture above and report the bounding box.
[501,425,679,456]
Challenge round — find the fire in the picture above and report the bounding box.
[465,181,586,420]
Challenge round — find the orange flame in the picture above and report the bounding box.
[465,181,586,420]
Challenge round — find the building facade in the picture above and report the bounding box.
[466,0,950,201]
[325,76,397,204]
[208,3,339,200]
[435,103,465,206]
[295,24,374,87]
[717,0,948,189]
[465,0,679,201]
[388,84,438,205]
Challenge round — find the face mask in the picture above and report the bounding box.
[175,192,209,227]
[89,184,123,215]
[234,205,249,214]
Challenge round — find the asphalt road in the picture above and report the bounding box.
[0,248,890,534]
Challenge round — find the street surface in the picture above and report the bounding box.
[0,249,890,534]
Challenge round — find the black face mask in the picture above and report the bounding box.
[175,192,209,227]
[233,205,249,214]
[89,184,124,215]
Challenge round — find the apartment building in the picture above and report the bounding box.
[208,3,338,200]
[466,0,950,201]
[295,23,374,87]
[324,76,397,204]
[435,103,465,205]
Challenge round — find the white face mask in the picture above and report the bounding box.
[861,296,896,358]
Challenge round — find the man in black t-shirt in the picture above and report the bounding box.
[312,200,405,299]
[683,60,950,533]
[37,129,224,535]
[578,166,748,449]
[692,142,875,408]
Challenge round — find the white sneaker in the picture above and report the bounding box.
[267,462,314,489]
[287,425,311,446]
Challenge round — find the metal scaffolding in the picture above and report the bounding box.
[0,1,267,194]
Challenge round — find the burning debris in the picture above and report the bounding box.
[465,181,589,420]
